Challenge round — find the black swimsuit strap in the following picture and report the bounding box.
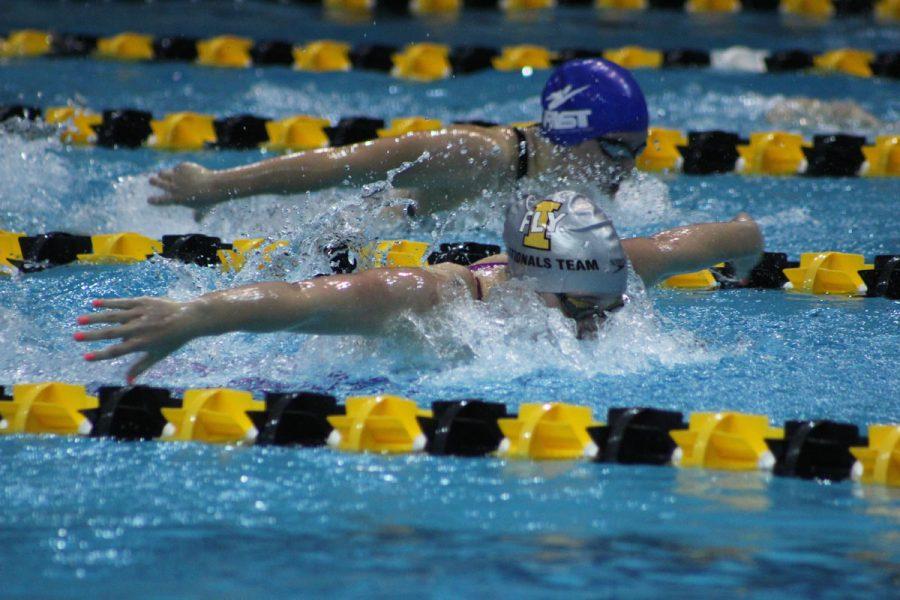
[512,127,529,180]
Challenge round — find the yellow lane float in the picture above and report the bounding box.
[737,132,809,176]
[862,136,900,177]
[596,0,648,9]
[326,395,432,453]
[782,252,873,295]
[77,233,162,264]
[148,112,217,151]
[293,40,352,72]
[497,403,601,460]
[264,115,331,152]
[324,0,374,12]
[686,0,741,11]
[876,0,900,20]
[197,35,253,68]
[0,383,98,436]
[0,30,52,57]
[636,128,686,172]
[218,238,290,273]
[160,388,265,443]
[662,268,719,290]
[95,32,154,61]
[670,412,784,471]
[780,0,835,18]
[358,240,430,269]
[1,230,24,272]
[44,107,102,145]
[813,49,874,78]
[492,45,555,71]
[851,425,900,487]
[391,43,451,82]
[411,0,462,13]
[603,46,663,69]
[499,0,556,13]
[501,0,557,9]
[377,117,444,138]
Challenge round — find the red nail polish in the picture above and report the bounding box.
[73,332,85,341]
[83,352,96,361]
[76,316,89,325]
[92,299,103,307]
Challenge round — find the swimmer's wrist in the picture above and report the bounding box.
[181,298,228,338]
[204,170,254,202]
[203,171,233,200]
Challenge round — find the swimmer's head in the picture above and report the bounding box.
[539,60,648,194]
[503,190,628,320]
[540,58,649,147]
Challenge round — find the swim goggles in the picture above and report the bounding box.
[597,137,646,162]
[556,294,625,321]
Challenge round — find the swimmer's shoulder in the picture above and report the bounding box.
[447,124,529,154]
[425,253,508,300]
[425,262,479,298]
[413,125,526,184]
[470,253,508,267]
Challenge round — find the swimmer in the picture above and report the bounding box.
[147,59,649,220]
[766,97,886,131]
[75,191,764,381]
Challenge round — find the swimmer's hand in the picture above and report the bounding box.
[728,212,764,283]
[148,162,219,221]
[75,297,204,382]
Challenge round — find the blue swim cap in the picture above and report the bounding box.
[540,59,649,146]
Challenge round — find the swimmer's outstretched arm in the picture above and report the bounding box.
[622,213,764,287]
[75,265,473,381]
[148,128,512,215]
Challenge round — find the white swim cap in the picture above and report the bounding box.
[503,191,628,299]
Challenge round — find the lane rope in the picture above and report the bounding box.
[2,230,897,298]
[0,383,897,487]
[2,106,898,178]
[1,30,898,80]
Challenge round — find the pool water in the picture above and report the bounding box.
[1,1,899,597]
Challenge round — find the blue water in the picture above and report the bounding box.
[1,1,899,598]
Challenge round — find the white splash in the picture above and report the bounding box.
[757,207,818,228]
[0,124,71,231]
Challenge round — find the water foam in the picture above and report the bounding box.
[649,88,895,136]
[0,124,71,232]
[757,207,817,228]
[406,267,727,391]
[606,171,679,227]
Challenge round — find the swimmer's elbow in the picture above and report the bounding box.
[621,237,668,287]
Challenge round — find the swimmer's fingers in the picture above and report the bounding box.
[76,325,127,342]
[148,193,176,206]
[147,179,178,205]
[77,309,137,326]
[78,298,150,327]
[85,339,144,362]
[93,298,144,310]
[148,172,188,206]
[80,297,189,369]
[126,352,166,382]
[148,172,175,190]
[75,321,152,342]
